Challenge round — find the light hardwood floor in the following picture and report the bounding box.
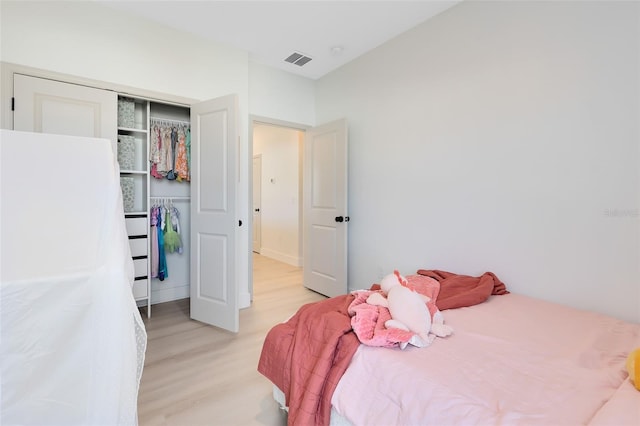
[137,254,327,426]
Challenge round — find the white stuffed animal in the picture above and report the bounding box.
[367,270,453,347]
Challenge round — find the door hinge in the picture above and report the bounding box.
[11,97,15,111]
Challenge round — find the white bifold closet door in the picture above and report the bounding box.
[13,74,117,152]
[190,95,239,333]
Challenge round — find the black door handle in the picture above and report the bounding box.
[255,208,260,212]
[239,220,243,227]
[335,216,344,222]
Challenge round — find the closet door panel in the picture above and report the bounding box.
[39,100,96,135]
[13,74,117,152]
[198,111,227,211]
[190,94,239,333]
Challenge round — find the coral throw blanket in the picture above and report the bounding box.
[417,269,509,310]
[257,295,359,426]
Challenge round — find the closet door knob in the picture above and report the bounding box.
[335,216,344,223]
[239,220,243,227]
[255,208,260,212]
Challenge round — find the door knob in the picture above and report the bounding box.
[335,216,344,222]
[254,208,260,212]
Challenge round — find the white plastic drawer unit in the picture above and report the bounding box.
[128,238,148,257]
[125,216,147,236]
[132,279,148,299]
[133,258,147,278]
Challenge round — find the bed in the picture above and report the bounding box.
[258,270,640,426]
[1,130,146,425]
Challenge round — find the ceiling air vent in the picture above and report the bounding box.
[284,51,313,67]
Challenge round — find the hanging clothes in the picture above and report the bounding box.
[150,205,159,278]
[149,200,185,283]
[150,126,163,179]
[149,119,191,182]
[186,128,191,181]
[166,127,178,180]
[157,204,167,281]
[158,126,173,177]
[175,127,189,182]
[163,208,182,253]
[170,205,183,254]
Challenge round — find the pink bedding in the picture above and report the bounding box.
[349,274,442,348]
[331,293,640,425]
[589,380,640,425]
[348,289,415,347]
[417,269,509,310]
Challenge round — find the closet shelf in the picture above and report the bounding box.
[150,196,191,200]
[150,117,190,126]
[120,170,147,175]
[118,126,148,134]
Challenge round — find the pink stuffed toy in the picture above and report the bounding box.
[367,270,453,348]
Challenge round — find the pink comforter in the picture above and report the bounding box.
[331,293,640,425]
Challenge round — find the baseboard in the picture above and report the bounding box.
[149,285,251,310]
[147,272,252,310]
[259,248,301,267]
[151,285,189,305]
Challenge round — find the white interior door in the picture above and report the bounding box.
[252,155,262,253]
[13,74,117,152]
[303,119,348,297]
[190,94,239,332]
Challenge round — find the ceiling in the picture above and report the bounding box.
[99,1,461,80]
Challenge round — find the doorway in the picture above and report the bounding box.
[251,121,305,266]
[248,116,349,302]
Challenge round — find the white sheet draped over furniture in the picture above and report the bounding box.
[1,130,147,425]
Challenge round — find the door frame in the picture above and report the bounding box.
[248,115,310,300]
[252,153,262,254]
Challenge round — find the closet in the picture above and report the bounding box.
[118,96,192,318]
[11,71,240,330]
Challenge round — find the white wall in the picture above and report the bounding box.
[0,1,248,102]
[316,1,640,323]
[253,125,302,266]
[249,61,315,126]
